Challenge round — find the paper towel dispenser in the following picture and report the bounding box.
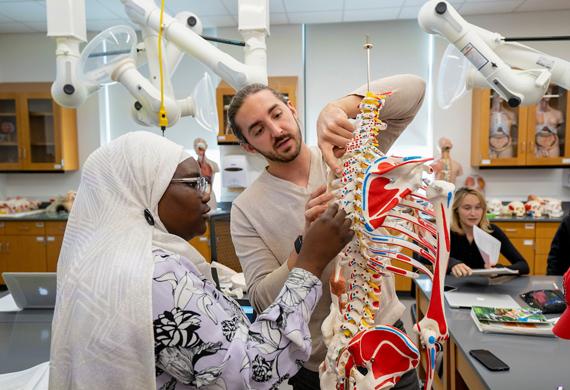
[222,155,248,188]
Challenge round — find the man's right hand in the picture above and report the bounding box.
[317,101,356,175]
[296,203,354,278]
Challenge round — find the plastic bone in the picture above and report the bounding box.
[507,201,525,217]
[319,91,455,390]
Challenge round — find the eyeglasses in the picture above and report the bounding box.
[171,176,209,194]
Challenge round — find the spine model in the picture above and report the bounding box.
[320,92,455,390]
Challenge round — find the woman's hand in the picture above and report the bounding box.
[304,185,334,233]
[451,263,473,278]
[296,203,354,278]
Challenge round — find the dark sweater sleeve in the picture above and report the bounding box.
[547,216,570,275]
[447,256,463,273]
[492,225,530,275]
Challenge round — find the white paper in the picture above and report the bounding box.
[0,293,22,312]
[473,225,501,267]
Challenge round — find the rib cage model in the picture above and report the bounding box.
[319,91,455,390]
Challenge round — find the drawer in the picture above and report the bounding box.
[534,253,547,275]
[494,222,535,238]
[4,221,45,235]
[536,222,560,239]
[45,221,67,235]
[536,238,553,255]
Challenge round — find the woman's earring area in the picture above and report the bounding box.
[144,208,155,226]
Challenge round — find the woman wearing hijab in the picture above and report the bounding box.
[49,131,353,390]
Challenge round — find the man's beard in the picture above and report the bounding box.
[253,119,303,163]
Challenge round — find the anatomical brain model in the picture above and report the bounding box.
[320,91,455,389]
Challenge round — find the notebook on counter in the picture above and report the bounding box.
[2,272,57,310]
[445,291,520,309]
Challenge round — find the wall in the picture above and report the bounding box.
[305,20,431,155]
[431,9,570,201]
[0,176,6,198]
[0,33,101,199]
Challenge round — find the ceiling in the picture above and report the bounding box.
[0,0,569,34]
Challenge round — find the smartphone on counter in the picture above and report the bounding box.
[469,349,510,371]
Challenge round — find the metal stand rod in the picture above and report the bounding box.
[504,35,570,42]
[363,35,373,93]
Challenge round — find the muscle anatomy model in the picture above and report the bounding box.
[320,92,455,390]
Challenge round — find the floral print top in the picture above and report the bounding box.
[152,248,322,390]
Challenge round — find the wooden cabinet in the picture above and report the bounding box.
[0,83,78,172]
[493,221,559,275]
[46,235,64,272]
[3,235,47,273]
[394,248,413,292]
[215,76,298,144]
[0,221,66,284]
[0,223,5,284]
[505,238,535,274]
[534,222,559,275]
[471,87,570,168]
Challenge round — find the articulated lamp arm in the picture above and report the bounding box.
[418,0,570,107]
[46,0,269,128]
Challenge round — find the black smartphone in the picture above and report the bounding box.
[469,349,510,371]
[444,285,457,292]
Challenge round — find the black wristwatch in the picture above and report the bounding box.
[294,235,303,255]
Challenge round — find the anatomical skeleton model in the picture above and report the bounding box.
[535,87,564,158]
[319,90,455,389]
[431,137,463,186]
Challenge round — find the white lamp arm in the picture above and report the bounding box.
[418,0,570,106]
[122,0,268,89]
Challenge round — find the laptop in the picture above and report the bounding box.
[2,272,57,309]
[445,291,521,309]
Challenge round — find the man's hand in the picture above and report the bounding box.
[304,185,334,233]
[317,102,355,175]
[451,263,473,278]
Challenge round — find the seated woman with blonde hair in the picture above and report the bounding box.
[448,187,530,278]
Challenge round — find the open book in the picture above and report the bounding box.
[470,306,555,337]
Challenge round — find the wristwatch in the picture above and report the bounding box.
[294,234,303,255]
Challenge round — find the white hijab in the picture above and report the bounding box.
[49,131,210,390]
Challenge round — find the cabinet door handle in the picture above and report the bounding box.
[47,236,55,242]
[505,228,518,232]
[36,236,45,243]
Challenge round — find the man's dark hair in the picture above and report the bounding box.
[227,83,288,144]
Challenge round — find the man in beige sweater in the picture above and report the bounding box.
[229,75,426,389]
